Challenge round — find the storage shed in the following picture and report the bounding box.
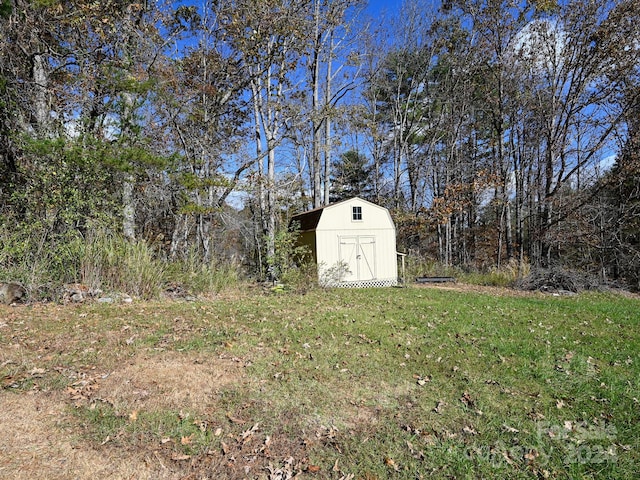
[290,197,398,287]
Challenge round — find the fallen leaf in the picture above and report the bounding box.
[423,434,436,446]
[194,420,207,432]
[181,435,193,445]
[500,450,516,466]
[129,410,138,422]
[221,441,229,455]
[556,399,565,409]
[528,411,545,421]
[460,391,476,409]
[259,435,272,454]
[241,422,260,440]
[226,412,247,424]
[433,400,446,414]
[384,456,401,472]
[524,449,540,463]
[171,453,191,461]
[308,465,321,473]
[502,424,519,433]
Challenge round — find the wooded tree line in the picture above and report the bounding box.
[1,0,639,292]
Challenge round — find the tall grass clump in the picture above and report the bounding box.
[0,221,86,298]
[406,255,531,287]
[165,246,241,295]
[81,231,165,299]
[1,220,241,300]
[461,258,531,286]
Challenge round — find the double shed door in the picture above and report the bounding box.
[338,236,376,282]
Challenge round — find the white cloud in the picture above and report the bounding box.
[509,19,565,75]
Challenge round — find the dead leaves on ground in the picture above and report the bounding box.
[1,364,56,392]
[208,418,322,478]
[265,457,302,479]
[433,400,447,414]
[413,373,431,386]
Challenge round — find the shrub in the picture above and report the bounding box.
[515,265,605,293]
[266,227,314,292]
[318,261,350,287]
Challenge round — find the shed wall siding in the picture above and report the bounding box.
[293,197,398,287]
[297,231,317,263]
[316,229,397,285]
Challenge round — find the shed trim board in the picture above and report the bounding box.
[291,197,398,288]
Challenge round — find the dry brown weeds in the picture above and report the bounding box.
[0,357,263,479]
[93,353,243,415]
[0,392,170,479]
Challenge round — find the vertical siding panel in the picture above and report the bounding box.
[294,197,398,287]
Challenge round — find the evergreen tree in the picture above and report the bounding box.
[329,150,373,203]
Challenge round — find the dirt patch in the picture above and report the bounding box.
[415,281,640,299]
[414,282,543,297]
[93,352,244,415]
[0,352,247,480]
[0,392,172,480]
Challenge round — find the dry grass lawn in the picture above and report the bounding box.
[0,354,245,479]
[0,386,170,479]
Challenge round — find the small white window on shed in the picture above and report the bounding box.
[352,206,362,221]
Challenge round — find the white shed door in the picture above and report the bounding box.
[339,236,376,281]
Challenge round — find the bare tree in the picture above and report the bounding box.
[218,0,310,269]
[306,0,364,207]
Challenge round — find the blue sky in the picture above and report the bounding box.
[366,0,404,16]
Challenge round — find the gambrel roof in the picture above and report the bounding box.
[290,197,393,232]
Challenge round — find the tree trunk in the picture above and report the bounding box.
[311,0,322,208]
[121,91,136,241]
[266,141,276,262]
[122,172,136,241]
[32,53,50,135]
[323,39,333,206]
[505,200,513,260]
